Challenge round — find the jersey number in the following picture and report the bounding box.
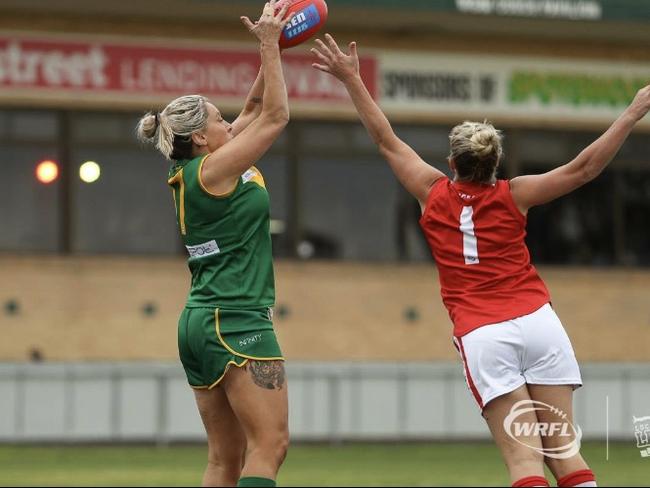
[459,206,479,265]
[169,169,187,235]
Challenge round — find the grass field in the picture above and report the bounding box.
[0,441,647,486]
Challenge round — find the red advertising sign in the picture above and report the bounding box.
[0,35,378,103]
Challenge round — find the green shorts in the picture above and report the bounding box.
[177,307,284,389]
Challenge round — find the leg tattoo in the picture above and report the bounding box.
[248,361,285,390]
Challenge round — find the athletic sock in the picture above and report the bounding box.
[237,476,277,487]
[557,469,597,487]
[512,475,550,487]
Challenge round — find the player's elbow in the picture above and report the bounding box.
[274,109,291,127]
[276,108,290,125]
[580,162,604,185]
[572,149,609,185]
[263,109,290,129]
[377,134,400,158]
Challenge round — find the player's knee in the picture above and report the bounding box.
[267,429,290,466]
[250,428,290,467]
[275,429,290,465]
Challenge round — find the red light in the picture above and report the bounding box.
[36,160,59,184]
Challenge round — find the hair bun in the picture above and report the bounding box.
[470,128,499,158]
[136,112,159,142]
[135,95,208,160]
[448,120,503,183]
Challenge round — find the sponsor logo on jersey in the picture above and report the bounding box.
[239,334,263,348]
[242,167,266,189]
[503,400,582,459]
[242,169,258,183]
[186,240,220,259]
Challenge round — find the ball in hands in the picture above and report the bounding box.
[276,0,328,49]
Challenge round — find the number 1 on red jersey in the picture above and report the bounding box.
[460,206,479,265]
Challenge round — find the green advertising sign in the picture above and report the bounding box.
[509,72,648,107]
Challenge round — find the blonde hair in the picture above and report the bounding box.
[136,95,209,160]
[449,121,503,183]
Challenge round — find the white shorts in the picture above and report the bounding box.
[453,303,582,411]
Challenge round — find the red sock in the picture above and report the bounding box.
[557,469,596,487]
[512,475,550,487]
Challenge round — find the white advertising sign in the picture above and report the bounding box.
[380,51,650,127]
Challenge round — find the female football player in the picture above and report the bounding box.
[312,33,649,488]
[137,2,294,486]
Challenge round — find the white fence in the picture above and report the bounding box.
[0,362,648,443]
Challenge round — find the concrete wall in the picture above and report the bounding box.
[0,362,647,443]
[1,257,649,362]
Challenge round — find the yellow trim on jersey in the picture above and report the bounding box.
[198,154,239,198]
[168,168,186,235]
[214,309,285,362]
[190,384,209,390]
[207,358,249,390]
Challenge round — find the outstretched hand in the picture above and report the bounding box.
[311,33,360,82]
[241,0,294,45]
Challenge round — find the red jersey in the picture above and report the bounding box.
[419,177,550,338]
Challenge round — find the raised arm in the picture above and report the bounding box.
[311,34,444,207]
[510,84,650,213]
[201,1,292,193]
[230,67,265,137]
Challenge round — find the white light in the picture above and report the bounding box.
[297,241,315,260]
[79,161,101,183]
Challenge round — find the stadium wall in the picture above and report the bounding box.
[0,256,648,362]
[0,361,647,443]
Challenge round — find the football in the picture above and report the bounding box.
[278,0,329,49]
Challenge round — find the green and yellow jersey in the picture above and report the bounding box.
[167,155,275,310]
